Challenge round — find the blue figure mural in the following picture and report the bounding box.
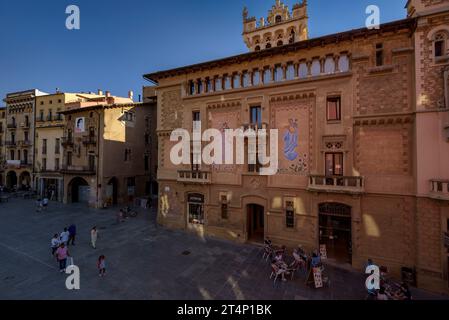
[283,119,299,161]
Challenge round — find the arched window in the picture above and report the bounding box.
[299,62,308,78]
[286,63,295,80]
[253,70,261,85]
[434,33,446,57]
[255,45,261,51]
[277,40,283,47]
[266,43,272,49]
[242,72,250,88]
[275,15,282,24]
[224,75,231,90]
[274,65,283,82]
[215,77,222,91]
[311,59,321,76]
[188,81,195,95]
[232,73,241,89]
[289,30,295,44]
[263,68,272,83]
[324,56,336,74]
[339,54,350,72]
[197,80,203,94]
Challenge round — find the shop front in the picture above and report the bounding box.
[186,193,205,233]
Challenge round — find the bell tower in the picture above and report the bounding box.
[406,0,449,17]
[243,0,308,52]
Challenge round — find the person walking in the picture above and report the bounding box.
[42,197,49,211]
[60,228,70,246]
[51,234,60,256]
[91,226,98,249]
[97,255,106,277]
[54,243,70,273]
[68,224,76,246]
[36,198,42,213]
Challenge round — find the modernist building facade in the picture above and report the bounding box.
[145,0,449,293]
[59,97,157,208]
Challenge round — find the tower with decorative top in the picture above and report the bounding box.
[242,0,308,52]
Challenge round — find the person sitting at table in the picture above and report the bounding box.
[311,251,322,268]
[399,282,412,300]
[376,287,389,300]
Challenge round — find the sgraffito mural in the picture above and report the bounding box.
[273,103,309,175]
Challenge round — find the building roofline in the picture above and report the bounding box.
[58,102,153,115]
[143,18,416,83]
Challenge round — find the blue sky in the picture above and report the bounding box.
[0,0,406,101]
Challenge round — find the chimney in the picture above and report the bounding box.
[105,91,111,97]
[98,89,103,96]
[128,90,134,100]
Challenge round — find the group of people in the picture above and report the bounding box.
[50,225,106,277]
[36,197,49,212]
[365,259,412,301]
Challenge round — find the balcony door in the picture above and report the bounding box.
[325,153,343,186]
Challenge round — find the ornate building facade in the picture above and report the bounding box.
[145,0,449,293]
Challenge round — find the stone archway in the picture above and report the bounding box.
[6,171,17,189]
[19,171,31,190]
[68,177,90,203]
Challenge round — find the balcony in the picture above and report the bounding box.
[5,141,17,148]
[61,165,96,175]
[430,179,449,201]
[82,136,97,146]
[21,122,30,129]
[177,170,211,184]
[18,140,32,147]
[61,137,74,147]
[308,175,365,194]
[7,123,17,129]
[20,160,32,168]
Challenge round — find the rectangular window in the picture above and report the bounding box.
[42,139,47,155]
[88,155,95,171]
[189,81,195,95]
[55,138,60,154]
[24,131,29,142]
[67,152,72,166]
[192,111,201,122]
[286,201,295,228]
[214,77,222,91]
[221,195,228,220]
[55,158,60,171]
[39,110,44,121]
[42,158,47,171]
[250,106,262,127]
[376,43,384,66]
[327,97,341,121]
[325,153,344,176]
[10,150,14,160]
[144,155,149,171]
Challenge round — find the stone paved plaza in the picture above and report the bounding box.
[0,197,447,300]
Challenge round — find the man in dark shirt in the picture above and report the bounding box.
[68,224,77,246]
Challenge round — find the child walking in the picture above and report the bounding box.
[97,255,106,277]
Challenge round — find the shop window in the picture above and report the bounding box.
[327,96,341,121]
[376,43,384,66]
[188,194,204,225]
[221,195,228,220]
[286,201,295,228]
